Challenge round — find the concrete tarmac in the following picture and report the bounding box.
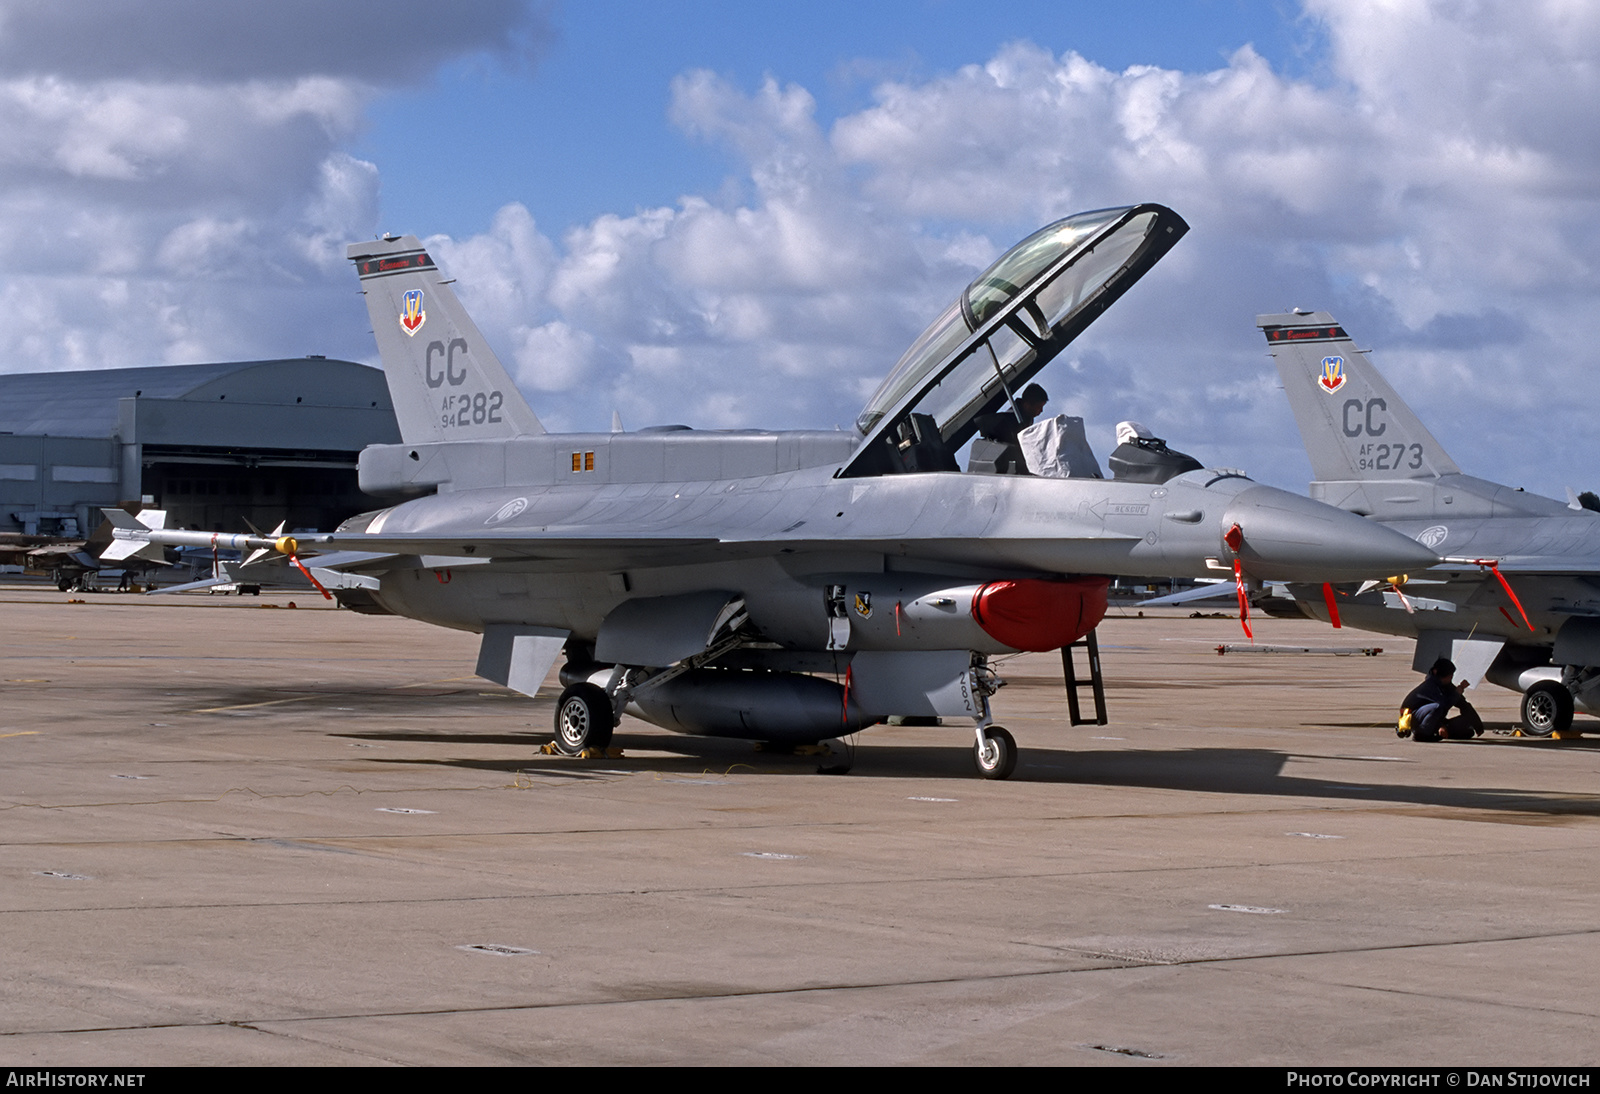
[1,585,1597,1066]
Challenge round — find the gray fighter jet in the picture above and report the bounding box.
[1261,311,1600,735]
[242,206,1433,779]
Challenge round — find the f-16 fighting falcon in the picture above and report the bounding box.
[1261,310,1600,737]
[110,206,1439,778]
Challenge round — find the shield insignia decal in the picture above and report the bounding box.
[1318,355,1346,393]
[400,289,426,336]
[854,591,872,618]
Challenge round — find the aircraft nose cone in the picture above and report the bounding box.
[1221,486,1439,582]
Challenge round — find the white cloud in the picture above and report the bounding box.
[429,204,559,334]
[514,321,597,394]
[448,71,983,433]
[0,3,544,373]
[426,1,1600,494]
[0,73,379,369]
[2,1,1596,497]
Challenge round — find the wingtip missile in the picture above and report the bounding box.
[96,507,304,562]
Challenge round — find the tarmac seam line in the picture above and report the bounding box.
[6,926,1600,1038]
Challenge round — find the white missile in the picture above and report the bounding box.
[98,508,298,563]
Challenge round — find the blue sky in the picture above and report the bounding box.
[363,1,1323,241]
[0,1,1594,497]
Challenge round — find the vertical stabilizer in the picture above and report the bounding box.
[1258,312,1457,482]
[348,235,543,444]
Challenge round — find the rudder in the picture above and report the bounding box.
[348,235,543,444]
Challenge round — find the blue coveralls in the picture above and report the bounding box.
[1402,676,1480,741]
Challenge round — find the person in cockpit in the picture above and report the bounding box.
[975,383,1050,447]
[972,384,1049,475]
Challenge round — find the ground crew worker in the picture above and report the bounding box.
[1399,657,1484,741]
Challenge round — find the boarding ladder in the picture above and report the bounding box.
[1061,629,1108,726]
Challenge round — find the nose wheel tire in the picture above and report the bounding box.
[1520,681,1574,737]
[974,726,1018,780]
[554,682,615,754]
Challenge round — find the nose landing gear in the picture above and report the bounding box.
[973,725,1017,779]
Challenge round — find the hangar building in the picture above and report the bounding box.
[0,357,402,536]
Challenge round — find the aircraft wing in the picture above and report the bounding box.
[280,549,399,572]
[311,532,719,563]
[306,531,1141,574]
[1433,556,1600,576]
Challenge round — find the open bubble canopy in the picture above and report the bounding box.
[846,204,1187,478]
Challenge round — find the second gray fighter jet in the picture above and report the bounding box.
[1262,310,1600,735]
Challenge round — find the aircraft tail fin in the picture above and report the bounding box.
[1258,312,1458,482]
[348,235,544,444]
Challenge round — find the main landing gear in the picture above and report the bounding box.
[554,682,615,755]
[1520,681,1575,737]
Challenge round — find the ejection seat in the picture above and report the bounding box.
[969,414,1106,479]
[1105,421,1202,484]
[1017,415,1104,478]
[966,437,1026,475]
[888,412,960,473]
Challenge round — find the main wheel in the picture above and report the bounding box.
[973,726,1018,780]
[554,683,614,754]
[1521,681,1574,737]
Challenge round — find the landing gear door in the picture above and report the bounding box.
[595,590,742,668]
[849,650,982,719]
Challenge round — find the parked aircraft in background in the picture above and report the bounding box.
[1261,311,1600,735]
[101,207,1440,776]
[0,530,95,589]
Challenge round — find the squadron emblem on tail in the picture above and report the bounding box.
[1318,355,1346,393]
[399,289,426,336]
